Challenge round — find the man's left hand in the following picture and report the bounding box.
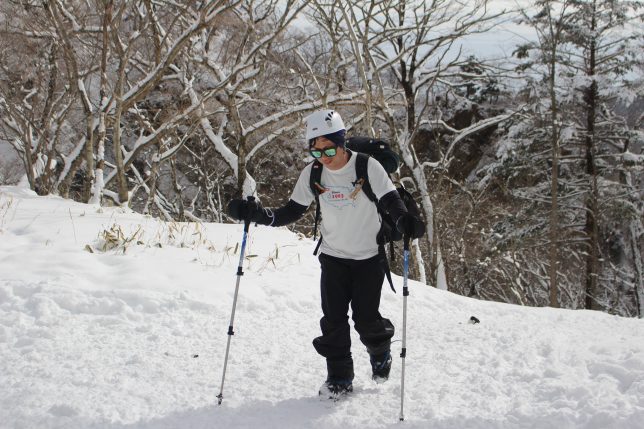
[396,213,426,239]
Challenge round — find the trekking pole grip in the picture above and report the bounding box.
[243,196,255,230]
[244,195,255,226]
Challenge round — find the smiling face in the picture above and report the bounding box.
[311,136,348,171]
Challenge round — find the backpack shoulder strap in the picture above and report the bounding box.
[309,160,324,253]
[355,152,396,293]
[355,152,377,203]
[310,160,323,196]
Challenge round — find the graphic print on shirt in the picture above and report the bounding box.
[319,184,359,209]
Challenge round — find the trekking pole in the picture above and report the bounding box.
[217,196,254,406]
[399,235,411,422]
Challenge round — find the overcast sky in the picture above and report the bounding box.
[294,0,536,61]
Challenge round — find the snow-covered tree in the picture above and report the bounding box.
[563,0,642,311]
[476,0,643,314]
[306,0,512,288]
[0,3,76,195]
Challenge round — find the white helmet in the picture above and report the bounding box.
[305,110,345,141]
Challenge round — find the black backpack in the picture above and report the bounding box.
[345,136,400,174]
[309,136,421,292]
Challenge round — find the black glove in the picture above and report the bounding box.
[396,213,426,239]
[227,198,273,225]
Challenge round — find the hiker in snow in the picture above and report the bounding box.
[227,109,425,398]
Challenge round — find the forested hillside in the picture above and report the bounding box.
[1,0,642,316]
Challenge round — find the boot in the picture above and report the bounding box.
[370,351,392,383]
[319,378,353,399]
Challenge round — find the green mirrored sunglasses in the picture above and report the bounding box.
[310,147,337,158]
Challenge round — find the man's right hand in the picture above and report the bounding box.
[227,198,273,225]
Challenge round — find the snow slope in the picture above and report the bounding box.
[1,186,643,429]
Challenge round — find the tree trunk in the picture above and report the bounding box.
[630,222,643,318]
[548,49,560,308]
[237,138,247,198]
[340,4,374,136]
[113,102,129,204]
[23,128,36,191]
[144,144,161,215]
[89,0,113,204]
[112,17,129,205]
[229,98,248,198]
[83,120,96,202]
[583,8,600,310]
[38,42,59,195]
[170,157,184,221]
[402,80,416,134]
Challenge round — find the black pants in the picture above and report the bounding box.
[312,253,395,381]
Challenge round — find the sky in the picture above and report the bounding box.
[1,185,643,429]
[293,0,537,60]
[441,0,536,60]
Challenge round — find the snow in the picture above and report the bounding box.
[623,151,644,168]
[1,185,643,429]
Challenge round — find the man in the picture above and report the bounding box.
[227,109,425,398]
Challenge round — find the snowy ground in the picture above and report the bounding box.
[1,186,643,429]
